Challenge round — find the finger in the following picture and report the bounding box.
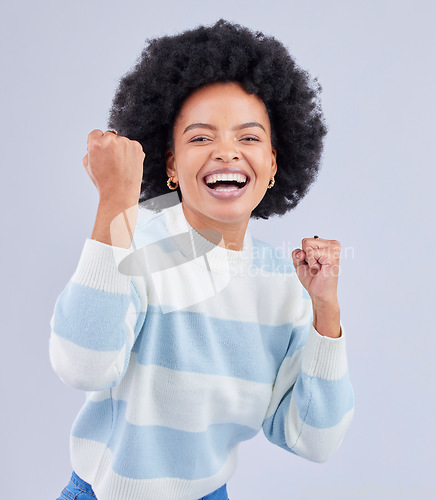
[318,248,342,269]
[302,237,324,250]
[87,129,104,145]
[301,238,320,267]
[101,130,119,144]
[302,237,340,251]
[292,249,311,270]
[309,245,340,267]
[303,246,322,270]
[292,249,318,277]
[97,130,120,147]
[131,139,146,156]
[292,248,305,264]
[301,238,328,269]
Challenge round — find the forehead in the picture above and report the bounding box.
[174,82,271,131]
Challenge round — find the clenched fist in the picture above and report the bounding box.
[82,129,145,204]
[292,237,341,304]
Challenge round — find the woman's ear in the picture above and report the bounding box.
[165,149,177,179]
[271,147,278,177]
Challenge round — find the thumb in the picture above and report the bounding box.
[292,249,306,267]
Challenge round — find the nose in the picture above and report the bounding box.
[213,138,241,162]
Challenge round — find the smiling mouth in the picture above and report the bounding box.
[204,179,248,191]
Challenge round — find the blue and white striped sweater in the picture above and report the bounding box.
[49,202,354,500]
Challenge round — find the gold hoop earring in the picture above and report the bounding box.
[167,176,179,190]
[267,176,275,189]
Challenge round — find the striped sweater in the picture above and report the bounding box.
[49,201,354,500]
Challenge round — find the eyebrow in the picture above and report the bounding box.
[183,121,266,134]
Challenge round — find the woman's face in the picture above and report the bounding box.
[166,81,277,227]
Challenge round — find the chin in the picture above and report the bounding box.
[206,205,252,224]
[181,195,255,226]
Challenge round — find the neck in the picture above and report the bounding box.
[181,202,249,251]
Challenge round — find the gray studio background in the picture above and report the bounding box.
[1,1,435,498]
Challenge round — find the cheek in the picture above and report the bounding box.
[177,148,209,175]
[245,149,272,174]
[175,153,200,183]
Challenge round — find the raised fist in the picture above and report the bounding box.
[82,129,145,203]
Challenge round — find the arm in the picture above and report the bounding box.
[49,202,147,391]
[262,296,354,463]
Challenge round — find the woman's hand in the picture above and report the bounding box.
[292,238,342,338]
[292,237,341,303]
[82,129,145,204]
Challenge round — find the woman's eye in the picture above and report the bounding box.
[190,136,209,142]
[242,137,260,142]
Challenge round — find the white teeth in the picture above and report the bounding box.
[215,186,239,191]
[205,173,247,184]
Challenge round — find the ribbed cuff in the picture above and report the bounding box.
[301,321,348,380]
[71,238,134,294]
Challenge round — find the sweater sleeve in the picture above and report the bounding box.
[262,296,354,463]
[49,238,147,392]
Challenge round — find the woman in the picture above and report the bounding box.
[51,19,354,500]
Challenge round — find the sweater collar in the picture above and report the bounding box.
[162,202,253,275]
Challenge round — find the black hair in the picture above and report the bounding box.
[108,19,327,219]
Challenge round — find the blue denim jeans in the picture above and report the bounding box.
[57,471,229,499]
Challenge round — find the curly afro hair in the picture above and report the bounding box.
[108,19,327,219]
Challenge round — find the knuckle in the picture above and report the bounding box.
[88,129,102,140]
[118,136,130,147]
[134,141,145,153]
